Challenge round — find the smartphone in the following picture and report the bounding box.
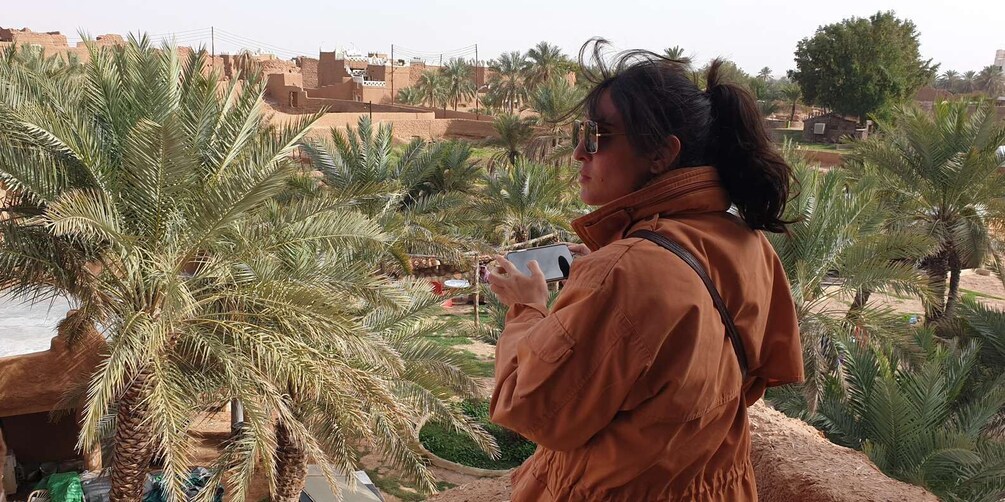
[505,244,574,282]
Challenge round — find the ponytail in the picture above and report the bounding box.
[705,60,793,233]
[577,43,794,232]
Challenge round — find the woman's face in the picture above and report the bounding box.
[573,91,654,206]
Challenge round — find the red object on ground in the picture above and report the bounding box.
[431,281,444,295]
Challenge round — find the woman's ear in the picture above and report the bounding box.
[650,135,682,175]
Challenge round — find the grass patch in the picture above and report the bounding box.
[365,469,425,502]
[420,399,536,470]
[421,333,495,378]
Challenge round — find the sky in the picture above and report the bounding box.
[3,0,1003,77]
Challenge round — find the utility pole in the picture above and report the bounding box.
[211,26,215,70]
[390,44,394,104]
[474,44,479,118]
[439,54,443,67]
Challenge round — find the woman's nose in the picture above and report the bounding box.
[572,137,589,163]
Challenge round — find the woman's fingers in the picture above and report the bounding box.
[494,255,522,276]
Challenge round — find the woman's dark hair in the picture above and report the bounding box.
[577,39,793,233]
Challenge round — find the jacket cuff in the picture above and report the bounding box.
[508,302,549,320]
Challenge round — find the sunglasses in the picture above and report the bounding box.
[572,119,628,154]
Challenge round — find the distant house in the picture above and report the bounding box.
[802,112,864,143]
[914,86,954,111]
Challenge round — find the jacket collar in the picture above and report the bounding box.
[572,166,730,250]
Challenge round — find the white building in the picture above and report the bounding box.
[996,49,1005,71]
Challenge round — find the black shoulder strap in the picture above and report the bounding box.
[629,230,750,379]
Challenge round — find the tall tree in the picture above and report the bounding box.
[757,66,773,81]
[527,77,584,162]
[790,11,937,122]
[442,58,476,111]
[765,145,933,415]
[961,70,978,94]
[0,40,495,501]
[808,330,1005,501]
[490,113,537,167]
[781,83,803,122]
[525,42,569,90]
[474,159,579,245]
[488,51,529,114]
[662,45,693,70]
[937,70,960,92]
[853,101,1005,326]
[415,69,448,109]
[976,65,1005,96]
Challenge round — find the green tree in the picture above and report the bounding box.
[396,86,424,105]
[780,82,803,122]
[757,66,772,81]
[527,77,584,162]
[809,330,1005,501]
[525,42,569,90]
[0,40,494,501]
[853,101,1005,326]
[765,146,933,415]
[961,70,978,94]
[474,159,580,245]
[488,51,529,114]
[490,113,538,167]
[442,58,476,111]
[662,45,692,71]
[790,11,937,122]
[976,65,1005,96]
[415,69,448,109]
[301,116,484,267]
[937,70,960,92]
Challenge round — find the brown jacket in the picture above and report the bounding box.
[490,166,803,501]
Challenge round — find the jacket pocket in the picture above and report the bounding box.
[526,317,575,363]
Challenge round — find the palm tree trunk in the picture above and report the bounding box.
[944,256,963,322]
[921,252,949,326]
[109,372,153,502]
[847,288,872,321]
[273,420,309,502]
[790,100,797,122]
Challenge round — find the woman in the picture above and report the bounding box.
[488,42,803,501]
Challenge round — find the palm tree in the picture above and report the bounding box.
[937,70,960,92]
[0,38,494,502]
[781,83,802,122]
[415,69,448,109]
[527,77,584,161]
[764,146,934,415]
[962,70,978,94]
[976,65,1005,97]
[473,159,580,245]
[524,42,569,90]
[300,116,484,267]
[809,330,1005,501]
[662,45,692,70]
[397,86,424,106]
[853,101,1005,326]
[442,58,476,111]
[757,66,772,81]
[490,113,537,167]
[0,36,329,499]
[488,51,529,114]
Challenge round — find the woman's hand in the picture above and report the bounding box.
[565,243,591,257]
[488,255,549,307]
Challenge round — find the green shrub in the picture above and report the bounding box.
[420,399,536,469]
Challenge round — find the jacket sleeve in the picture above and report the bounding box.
[489,269,646,451]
